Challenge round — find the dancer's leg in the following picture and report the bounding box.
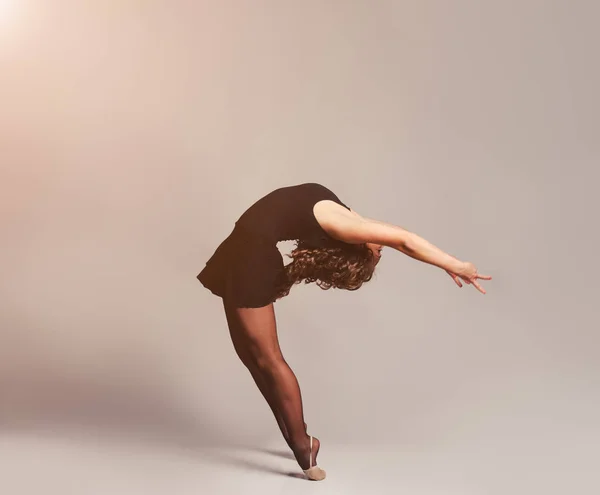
[243,357,307,444]
[223,301,291,441]
[222,300,318,469]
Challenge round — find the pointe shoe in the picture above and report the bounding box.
[303,436,326,481]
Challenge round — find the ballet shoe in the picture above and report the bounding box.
[303,436,326,481]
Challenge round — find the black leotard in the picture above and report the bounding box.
[197,183,351,308]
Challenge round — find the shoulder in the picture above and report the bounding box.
[313,199,362,218]
[313,200,364,239]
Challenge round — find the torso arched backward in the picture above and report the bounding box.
[197,183,351,308]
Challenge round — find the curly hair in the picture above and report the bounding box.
[273,239,376,301]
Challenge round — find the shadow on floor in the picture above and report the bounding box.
[0,375,305,479]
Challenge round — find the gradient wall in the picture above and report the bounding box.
[1,1,598,489]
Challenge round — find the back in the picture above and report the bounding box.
[234,183,351,245]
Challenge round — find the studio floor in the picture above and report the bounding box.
[0,424,591,495]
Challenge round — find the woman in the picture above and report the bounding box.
[197,182,491,480]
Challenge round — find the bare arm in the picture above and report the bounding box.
[316,202,492,293]
[332,212,464,273]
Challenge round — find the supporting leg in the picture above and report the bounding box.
[222,300,318,470]
[245,363,307,445]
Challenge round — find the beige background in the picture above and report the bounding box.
[1,1,598,493]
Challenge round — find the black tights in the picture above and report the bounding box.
[223,300,317,470]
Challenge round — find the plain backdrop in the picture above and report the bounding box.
[1,1,598,493]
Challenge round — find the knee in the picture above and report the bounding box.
[252,351,285,374]
[232,337,285,373]
[234,343,283,372]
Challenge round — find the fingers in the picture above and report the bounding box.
[447,270,490,293]
[447,271,463,287]
[472,279,486,294]
[458,275,487,294]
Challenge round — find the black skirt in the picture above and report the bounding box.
[197,225,285,308]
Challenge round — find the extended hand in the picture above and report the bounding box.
[446,262,492,294]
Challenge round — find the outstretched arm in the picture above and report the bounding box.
[359,216,463,271]
[319,205,492,293]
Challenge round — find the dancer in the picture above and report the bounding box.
[197,182,491,480]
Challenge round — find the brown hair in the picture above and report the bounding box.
[273,240,376,301]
